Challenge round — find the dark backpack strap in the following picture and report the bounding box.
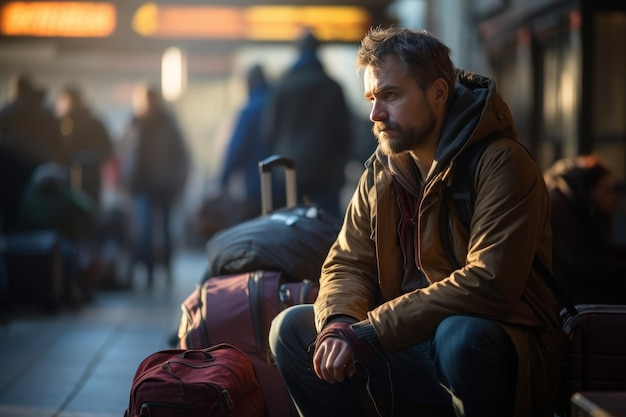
[532,256,578,317]
[449,134,503,229]
[440,134,502,268]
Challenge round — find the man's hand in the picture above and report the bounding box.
[312,321,376,383]
[313,337,357,383]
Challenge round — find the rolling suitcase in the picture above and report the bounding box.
[178,271,318,417]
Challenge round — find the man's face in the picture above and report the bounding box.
[363,54,436,156]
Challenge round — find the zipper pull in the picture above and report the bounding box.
[222,390,234,410]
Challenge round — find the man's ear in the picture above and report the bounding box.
[429,78,448,109]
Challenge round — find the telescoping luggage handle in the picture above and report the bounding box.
[258,155,297,215]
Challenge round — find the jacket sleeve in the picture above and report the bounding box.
[313,167,380,332]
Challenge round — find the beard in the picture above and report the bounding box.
[373,116,436,156]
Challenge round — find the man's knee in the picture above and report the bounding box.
[432,317,517,416]
[269,304,315,356]
[432,315,516,373]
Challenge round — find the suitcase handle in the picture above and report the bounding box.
[258,154,297,215]
[258,155,295,172]
[178,350,215,362]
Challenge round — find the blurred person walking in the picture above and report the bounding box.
[120,83,190,288]
[197,64,275,239]
[55,84,114,205]
[55,84,117,293]
[0,72,62,168]
[263,30,353,219]
[0,72,62,233]
[544,154,626,304]
[217,63,273,217]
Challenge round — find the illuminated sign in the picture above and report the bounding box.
[133,3,243,39]
[0,2,371,42]
[132,3,371,42]
[0,2,115,37]
[244,6,371,41]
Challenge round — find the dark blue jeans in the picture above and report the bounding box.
[269,305,517,417]
[131,193,172,284]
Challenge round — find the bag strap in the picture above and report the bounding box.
[449,133,503,229]
[532,256,578,317]
[248,271,268,351]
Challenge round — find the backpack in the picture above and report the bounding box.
[124,343,266,417]
[445,135,576,314]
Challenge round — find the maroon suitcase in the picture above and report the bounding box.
[178,270,318,417]
[562,304,626,397]
[124,343,265,417]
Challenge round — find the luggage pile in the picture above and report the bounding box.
[125,154,626,416]
[124,155,341,417]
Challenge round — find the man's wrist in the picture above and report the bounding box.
[350,320,382,352]
[314,321,376,364]
[324,315,358,327]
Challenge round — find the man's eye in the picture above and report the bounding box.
[384,92,396,100]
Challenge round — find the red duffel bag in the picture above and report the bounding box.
[124,343,266,417]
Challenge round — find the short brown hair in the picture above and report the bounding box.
[356,27,456,105]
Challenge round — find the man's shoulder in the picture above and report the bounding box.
[279,67,335,86]
[479,136,533,166]
[461,135,527,164]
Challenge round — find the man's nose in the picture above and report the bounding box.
[369,102,387,122]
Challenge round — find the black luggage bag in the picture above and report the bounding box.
[1,230,75,311]
[205,155,341,283]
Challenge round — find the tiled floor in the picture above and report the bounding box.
[0,249,207,417]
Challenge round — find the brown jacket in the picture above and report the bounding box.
[314,71,567,416]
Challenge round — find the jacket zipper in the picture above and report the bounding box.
[415,184,426,272]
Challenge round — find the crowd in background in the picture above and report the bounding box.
[0,30,358,317]
[0,71,193,312]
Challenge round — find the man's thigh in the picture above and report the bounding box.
[367,338,452,406]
